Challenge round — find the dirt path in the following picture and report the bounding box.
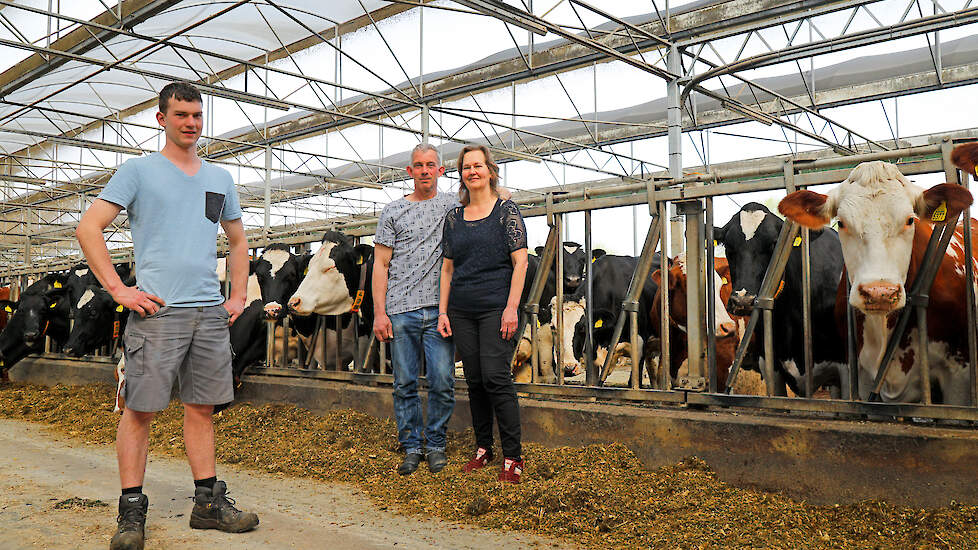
[0,418,571,550]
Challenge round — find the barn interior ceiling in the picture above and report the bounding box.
[0,0,976,277]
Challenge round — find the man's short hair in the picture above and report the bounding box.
[410,143,441,165]
[159,82,202,114]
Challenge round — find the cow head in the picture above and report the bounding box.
[716,203,783,316]
[252,244,311,320]
[288,231,372,316]
[651,254,737,339]
[534,243,604,292]
[779,160,972,315]
[63,286,124,357]
[550,295,587,376]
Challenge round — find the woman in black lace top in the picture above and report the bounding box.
[438,144,529,483]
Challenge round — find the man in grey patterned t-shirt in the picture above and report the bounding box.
[373,144,459,476]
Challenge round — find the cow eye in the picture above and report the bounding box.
[905,217,914,227]
[837,220,846,230]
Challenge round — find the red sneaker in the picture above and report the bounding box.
[498,458,524,483]
[462,447,493,473]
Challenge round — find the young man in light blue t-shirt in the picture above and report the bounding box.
[77,82,258,550]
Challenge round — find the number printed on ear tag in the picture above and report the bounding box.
[931,201,947,222]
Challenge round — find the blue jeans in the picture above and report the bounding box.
[389,306,456,454]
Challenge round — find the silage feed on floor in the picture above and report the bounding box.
[0,382,976,549]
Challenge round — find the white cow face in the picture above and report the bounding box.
[779,161,972,315]
[550,295,586,376]
[288,241,353,316]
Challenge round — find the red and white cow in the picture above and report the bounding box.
[649,255,739,389]
[779,156,975,404]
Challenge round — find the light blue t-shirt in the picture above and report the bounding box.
[98,153,242,307]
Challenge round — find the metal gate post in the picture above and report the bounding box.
[265,318,275,367]
[555,214,565,385]
[846,279,859,401]
[658,198,671,390]
[705,196,717,393]
[677,200,705,391]
[281,315,291,368]
[584,190,597,387]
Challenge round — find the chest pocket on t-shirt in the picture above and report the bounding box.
[204,192,225,223]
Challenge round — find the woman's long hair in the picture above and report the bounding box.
[457,144,501,206]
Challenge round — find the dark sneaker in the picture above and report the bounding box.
[189,481,259,533]
[462,447,493,473]
[426,450,448,473]
[110,493,148,550]
[498,458,524,484]
[398,452,423,476]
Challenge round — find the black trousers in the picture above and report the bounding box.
[449,309,522,460]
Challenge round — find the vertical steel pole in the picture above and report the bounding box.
[584,195,596,386]
[802,227,814,398]
[846,279,859,401]
[681,201,705,390]
[629,309,640,389]
[263,146,271,247]
[961,174,978,406]
[763,309,776,396]
[265,319,275,368]
[667,45,684,256]
[918,306,931,404]
[281,314,291,368]
[658,200,671,390]
[555,214,565,385]
[705,197,717,393]
[335,316,343,371]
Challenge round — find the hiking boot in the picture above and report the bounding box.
[110,493,147,550]
[426,450,448,473]
[498,458,524,484]
[462,447,493,473]
[398,452,423,476]
[189,481,259,533]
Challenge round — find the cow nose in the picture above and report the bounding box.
[858,282,903,311]
[23,330,37,341]
[62,345,74,355]
[287,296,301,311]
[717,321,736,339]
[727,293,755,315]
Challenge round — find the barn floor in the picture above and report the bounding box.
[0,417,571,550]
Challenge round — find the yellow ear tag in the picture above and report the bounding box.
[774,280,785,299]
[792,236,802,247]
[713,240,719,247]
[116,305,124,313]
[594,319,603,328]
[303,266,309,276]
[721,277,729,285]
[350,290,365,313]
[931,201,947,222]
[49,302,57,309]
[3,306,11,313]
[53,281,62,288]
[357,256,364,265]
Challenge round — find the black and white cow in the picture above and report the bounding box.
[546,253,662,382]
[0,274,71,375]
[716,202,846,395]
[533,241,604,293]
[62,285,130,358]
[287,231,374,370]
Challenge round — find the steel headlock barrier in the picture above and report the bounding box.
[33,136,978,423]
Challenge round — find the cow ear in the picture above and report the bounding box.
[651,268,662,286]
[779,190,833,229]
[354,244,373,266]
[951,143,978,176]
[916,183,973,222]
[591,249,606,261]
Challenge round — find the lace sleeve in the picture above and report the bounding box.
[500,200,527,253]
[442,208,458,259]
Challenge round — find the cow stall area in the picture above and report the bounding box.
[3,1,978,548]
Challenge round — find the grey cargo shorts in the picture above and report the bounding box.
[122,304,234,412]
